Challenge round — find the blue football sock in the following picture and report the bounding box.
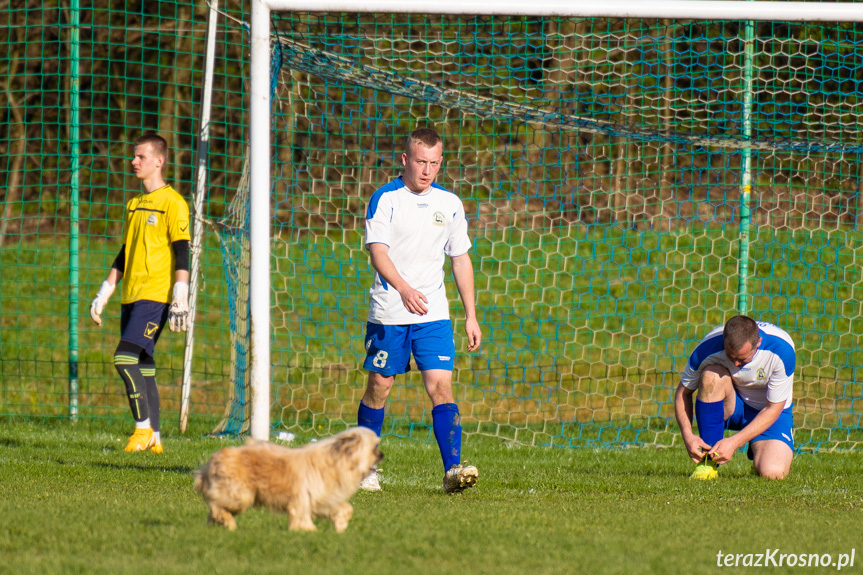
[695,398,727,449]
[432,403,461,472]
[357,401,385,437]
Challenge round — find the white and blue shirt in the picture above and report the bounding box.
[364,176,471,325]
[680,321,796,410]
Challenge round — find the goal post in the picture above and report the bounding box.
[247,0,863,444]
[249,0,272,441]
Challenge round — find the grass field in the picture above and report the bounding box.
[2,419,863,575]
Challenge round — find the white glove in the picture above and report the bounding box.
[169,281,190,332]
[89,281,115,327]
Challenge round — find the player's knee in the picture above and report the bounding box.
[422,374,454,404]
[426,381,454,402]
[756,468,789,481]
[701,364,731,383]
[367,372,394,393]
[754,461,790,480]
[114,340,144,360]
[699,365,732,392]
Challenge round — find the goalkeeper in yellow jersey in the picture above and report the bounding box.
[89,134,191,453]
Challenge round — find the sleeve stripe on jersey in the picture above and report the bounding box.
[366,191,383,220]
[688,334,725,370]
[758,331,796,375]
[129,207,166,215]
[366,177,403,219]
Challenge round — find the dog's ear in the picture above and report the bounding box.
[331,432,362,458]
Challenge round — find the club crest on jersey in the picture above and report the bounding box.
[147,214,158,226]
[756,367,766,380]
[433,211,445,226]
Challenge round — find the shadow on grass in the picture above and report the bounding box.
[0,437,25,448]
[88,461,198,474]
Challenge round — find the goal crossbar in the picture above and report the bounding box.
[248,0,863,440]
[263,0,863,22]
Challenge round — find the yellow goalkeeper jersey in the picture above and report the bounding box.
[120,184,191,304]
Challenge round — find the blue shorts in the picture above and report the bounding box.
[726,394,794,460]
[120,300,169,357]
[362,320,455,376]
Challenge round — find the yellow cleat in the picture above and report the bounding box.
[124,428,155,452]
[690,457,719,480]
[150,443,164,454]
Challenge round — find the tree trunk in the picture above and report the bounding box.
[0,43,26,248]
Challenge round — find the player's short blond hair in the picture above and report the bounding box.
[405,128,441,154]
[723,315,759,352]
[134,134,169,163]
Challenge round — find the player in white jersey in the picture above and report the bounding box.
[357,128,482,494]
[674,315,796,480]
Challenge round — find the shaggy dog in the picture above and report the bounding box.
[194,427,383,532]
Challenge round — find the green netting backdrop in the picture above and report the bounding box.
[2,4,863,451]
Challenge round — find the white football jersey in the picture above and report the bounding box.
[680,321,796,410]
[364,177,471,325]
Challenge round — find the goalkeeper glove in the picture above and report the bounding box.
[169,281,190,332]
[89,281,115,327]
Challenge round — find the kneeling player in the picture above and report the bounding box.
[674,315,795,480]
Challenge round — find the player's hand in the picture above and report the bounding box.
[683,433,713,464]
[168,281,190,332]
[465,317,482,352]
[399,287,428,316]
[708,437,739,465]
[89,281,116,327]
